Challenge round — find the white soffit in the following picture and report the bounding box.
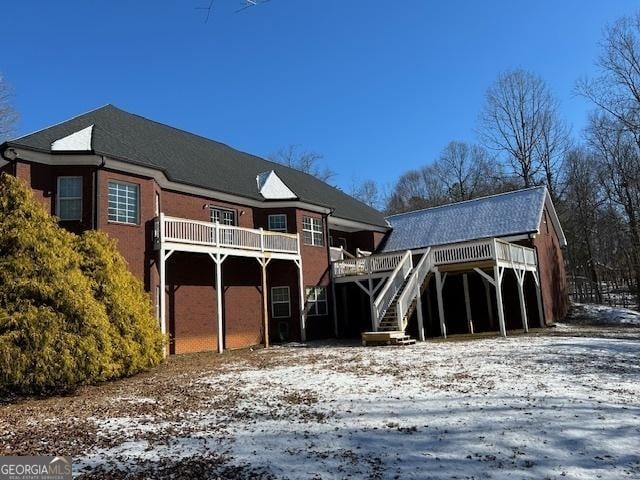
[256,170,297,200]
[51,125,94,151]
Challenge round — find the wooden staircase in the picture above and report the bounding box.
[378,274,431,332]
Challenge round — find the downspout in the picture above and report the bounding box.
[93,156,106,229]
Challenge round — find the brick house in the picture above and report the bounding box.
[0,105,568,353]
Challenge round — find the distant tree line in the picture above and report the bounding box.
[350,11,640,304]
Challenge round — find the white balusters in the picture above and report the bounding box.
[159,215,299,254]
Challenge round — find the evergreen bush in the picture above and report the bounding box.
[0,173,164,394]
[76,231,164,377]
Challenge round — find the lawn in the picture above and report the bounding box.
[2,314,640,479]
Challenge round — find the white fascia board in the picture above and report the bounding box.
[51,125,93,151]
[328,216,389,233]
[11,148,331,214]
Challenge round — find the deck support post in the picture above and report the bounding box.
[493,265,506,337]
[256,257,272,348]
[514,268,529,333]
[463,273,474,334]
[532,270,545,327]
[368,276,376,331]
[209,253,228,353]
[158,248,174,356]
[481,276,495,328]
[416,286,425,341]
[294,258,306,342]
[331,280,339,337]
[435,268,447,338]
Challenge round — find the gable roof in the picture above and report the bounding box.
[2,105,388,228]
[381,186,566,252]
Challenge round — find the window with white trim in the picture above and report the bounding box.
[108,181,139,225]
[302,216,324,246]
[271,286,291,318]
[210,207,236,225]
[57,176,83,221]
[305,286,328,316]
[268,214,287,232]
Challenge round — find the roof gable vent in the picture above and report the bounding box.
[256,170,297,200]
[51,125,94,151]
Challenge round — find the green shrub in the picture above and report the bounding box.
[0,173,164,395]
[76,231,164,377]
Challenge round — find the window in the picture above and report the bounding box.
[108,181,139,225]
[154,192,160,216]
[306,286,328,316]
[331,236,348,249]
[210,207,236,225]
[302,216,324,246]
[271,286,291,318]
[268,214,287,232]
[56,176,82,221]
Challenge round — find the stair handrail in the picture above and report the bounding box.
[373,250,413,329]
[396,247,433,330]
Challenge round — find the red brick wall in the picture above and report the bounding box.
[297,209,333,338]
[532,207,569,324]
[97,169,157,286]
[9,159,386,351]
[13,160,95,234]
[223,257,263,349]
[166,252,217,354]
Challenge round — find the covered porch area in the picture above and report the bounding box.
[155,213,305,354]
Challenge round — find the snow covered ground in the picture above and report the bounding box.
[566,302,640,327]
[2,313,639,479]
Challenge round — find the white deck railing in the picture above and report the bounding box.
[494,239,537,267]
[373,250,413,328]
[395,247,434,330]
[156,214,299,254]
[332,237,537,279]
[331,251,405,278]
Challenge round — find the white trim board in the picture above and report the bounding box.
[8,147,390,233]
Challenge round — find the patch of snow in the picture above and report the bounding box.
[74,332,640,479]
[568,303,640,327]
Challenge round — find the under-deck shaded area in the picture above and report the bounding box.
[332,238,544,341]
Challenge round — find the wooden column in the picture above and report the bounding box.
[295,258,306,342]
[435,268,447,338]
[159,248,166,336]
[159,248,174,357]
[533,270,545,327]
[493,265,507,337]
[482,277,495,328]
[416,287,425,341]
[463,273,474,334]
[515,269,529,333]
[331,278,339,337]
[257,257,272,348]
[368,276,376,331]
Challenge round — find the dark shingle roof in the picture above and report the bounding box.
[381,187,549,252]
[4,105,388,228]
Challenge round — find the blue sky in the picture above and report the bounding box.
[2,1,638,192]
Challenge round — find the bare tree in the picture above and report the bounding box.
[0,74,18,142]
[434,141,502,202]
[578,12,640,147]
[586,113,640,300]
[479,69,565,189]
[350,178,381,209]
[269,145,335,182]
[561,148,605,300]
